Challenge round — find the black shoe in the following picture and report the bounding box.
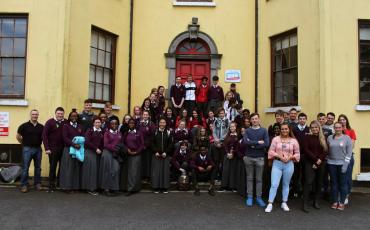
[208,188,215,196]
[302,202,309,213]
[194,189,200,196]
[47,187,55,193]
[313,200,320,210]
[125,191,133,196]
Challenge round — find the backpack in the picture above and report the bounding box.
[0,166,22,183]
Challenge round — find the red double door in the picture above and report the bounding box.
[176,60,210,86]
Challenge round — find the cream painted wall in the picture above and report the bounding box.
[131,0,256,113]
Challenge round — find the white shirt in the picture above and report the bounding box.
[184,81,196,101]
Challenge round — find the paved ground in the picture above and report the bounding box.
[0,187,370,230]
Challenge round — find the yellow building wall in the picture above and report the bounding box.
[131,0,256,112]
[0,0,69,176]
[320,0,370,178]
[64,0,130,118]
[258,0,321,126]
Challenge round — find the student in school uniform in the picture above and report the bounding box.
[171,141,192,180]
[188,109,206,137]
[230,83,243,106]
[42,107,67,193]
[79,99,95,133]
[292,112,310,198]
[98,111,109,133]
[120,114,132,135]
[173,120,192,150]
[151,118,173,193]
[208,76,224,114]
[191,146,217,196]
[268,110,285,139]
[99,119,122,196]
[132,106,142,125]
[161,107,176,131]
[175,108,190,128]
[288,108,298,127]
[221,122,239,191]
[157,85,166,116]
[149,92,160,124]
[170,76,186,117]
[192,127,211,154]
[81,117,104,196]
[137,110,156,181]
[236,127,247,197]
[206,110,216,129]
[60,109,83,193]
[122,119,145,196]
[195,76,209,117]
[184,74,197,115]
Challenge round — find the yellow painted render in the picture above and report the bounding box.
[131,0,256,112]
[0,0,369,179]
[259,0,370,178]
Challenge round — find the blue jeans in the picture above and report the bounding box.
[268,160,294,203]
[345,155,354,194]
[327,164,348,204]
[21,146,42,187]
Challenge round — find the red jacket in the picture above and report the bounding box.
[196,84,209,103]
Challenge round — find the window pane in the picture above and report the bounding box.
[274,87,284,105]
[282,49,289,69]
[91,31,98,47]
[360,64,370,102]
[1,19,14,37]
[14,58,25,76]
[14,19,27,37]
[275,55,282,71]
[104,69,110,84]
[90,48,97,65]
[1,58,13,75]
[360,28,370,41]
[96,67,103,83]
[274,72,283,87]
[95,83,103,100]
[274,40,281,52]
[89,65,95,81]
[103,85,110,101]
[89,82,95,99]
[106,38,112,52]
[283,68,298,86]
[0,76,12,94]
[98,34,105,50]
[14,38,26,56]
[98,50,105,66]
[1,38,13,56]
[290,34,298,46]
[360,44,370,63]
[290,46,298,66]
[282,37,289,49]
[13,76,24,95]
[285,86,298,105]
[105,52,111,68]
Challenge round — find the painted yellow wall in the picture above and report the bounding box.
[259,0,370,178]
[131,0,256,112]
[0,0,69,176]
[319,0,370,178]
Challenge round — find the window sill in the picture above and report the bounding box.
[92,103,120,111]
[264,105,302,113]
[355,104,370,111]
[0,99,28,107]
[357,173,370,181]
[172,1,216,7]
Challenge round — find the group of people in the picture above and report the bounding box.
[16,74,356,213]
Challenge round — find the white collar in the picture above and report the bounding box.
[54,117,64,122]
[128,129,137,133]
[109,129,118,134]
[93,127,101,132]
[158,128,165,132]
[297,124,306,130]
[200,154,206,160]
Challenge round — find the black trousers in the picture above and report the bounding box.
[197,102,208,118]
[303,160,325,202]
[292,156,305,195]
[48,146,63,188]
[192,168,216,188]
[184,100,196,115]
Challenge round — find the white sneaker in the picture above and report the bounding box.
[344,197,349,205]
[281,202,290,211]
[265,203,273,213]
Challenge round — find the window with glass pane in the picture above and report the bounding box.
[271,29,298,106]
[89,27,116,102]
[0,15,27,98]
[359,21,370,104]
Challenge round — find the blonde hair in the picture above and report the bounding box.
[309,120,328,152]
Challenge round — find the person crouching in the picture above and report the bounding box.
[191,146,216,196]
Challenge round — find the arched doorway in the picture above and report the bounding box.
[176,38,211,85]
[165,18,222,88]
